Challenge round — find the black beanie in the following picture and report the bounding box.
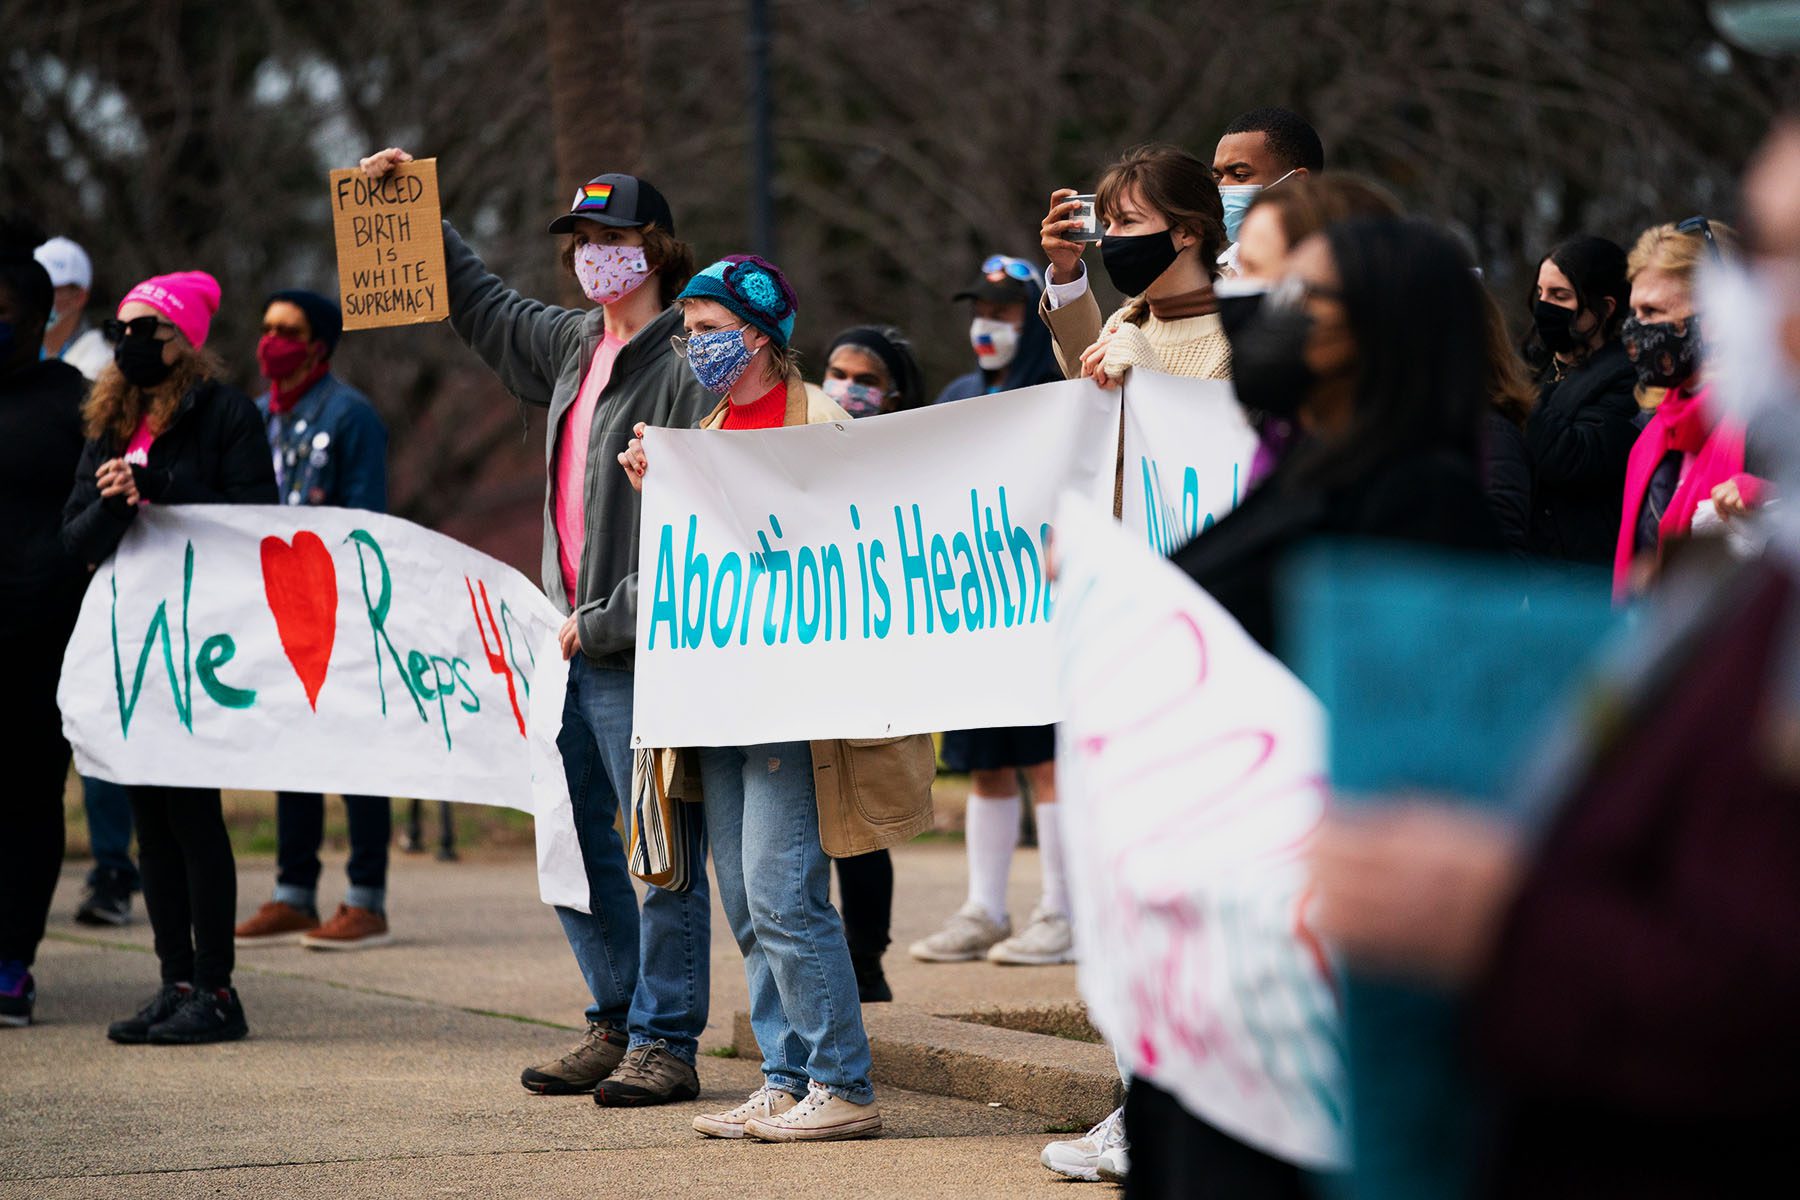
[827,325,927,412]
[265,288,344,355]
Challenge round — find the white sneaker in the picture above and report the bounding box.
[908,903,1010,963]
[692,1085,799,1139]
[987,905,1075,965]
[744,1082,882,1142]
[1096,1143,1130,1182]
[1041,1105,1126,1181]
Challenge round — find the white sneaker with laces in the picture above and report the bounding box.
[744,1081,882,1142]
[1096,1142,1130,1182]
[908,903,1011,963]
[692,1085,799,1139]
[1041,1105,1126,1181]
[988,905,1076,965]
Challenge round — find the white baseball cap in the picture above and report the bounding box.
[34,236,93,290]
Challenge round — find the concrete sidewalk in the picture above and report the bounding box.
[2,840,1109,1197]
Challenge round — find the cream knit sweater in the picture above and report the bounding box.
[1096,298,1233,381]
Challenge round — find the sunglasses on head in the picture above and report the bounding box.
[982,255,1039,285]
[102,316,178,342]
[1676,215,1723,263]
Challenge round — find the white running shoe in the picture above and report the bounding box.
[1041,1105,1126,1181]
[1096,1142,1130,1182]
[908,903,1011,963]
[692,1085,799,1139]
[987,905,1075,965]
[744,1082,882,1142]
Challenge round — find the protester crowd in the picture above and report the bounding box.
[4,91,1799,1197]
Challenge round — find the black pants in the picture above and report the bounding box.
[833,849,893,959]
[130,787,236,991]
[1125,1078,1313,1200]
[276,792,391,893]
[0,633,71,968]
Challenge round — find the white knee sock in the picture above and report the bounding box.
[964,793,1021,924]
[1035,802,1070,918]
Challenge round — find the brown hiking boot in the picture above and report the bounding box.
[234,900,320,946]
[593,1039,700,1107]
[520,1021,628,1095]
[299,904,391,951]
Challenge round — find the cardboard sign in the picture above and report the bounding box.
[329,158,449,330]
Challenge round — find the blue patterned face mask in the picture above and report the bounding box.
[683,326,756,394]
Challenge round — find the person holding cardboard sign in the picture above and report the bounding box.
[357,147,715,1107]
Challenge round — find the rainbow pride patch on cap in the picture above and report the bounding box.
[573,182,614,211]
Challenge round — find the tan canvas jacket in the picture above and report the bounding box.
[657,369,937,857]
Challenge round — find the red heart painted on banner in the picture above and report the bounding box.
[260,532,338,710]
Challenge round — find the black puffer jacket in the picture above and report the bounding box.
[1172,449,1505,657]
[1524,341,1640,565]
[1485,409,1532,558]
[63,377,277,567]
[0,359,88,640]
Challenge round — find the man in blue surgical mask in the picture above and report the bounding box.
[1212,107,1325,274]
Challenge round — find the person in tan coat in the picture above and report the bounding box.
[1038,143,1234,390]
[619,254,933,1146]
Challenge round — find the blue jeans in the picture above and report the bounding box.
[81,776,139,890]
[557,658,709,1064]
[701,741,874,1103]
[274,792,391,913]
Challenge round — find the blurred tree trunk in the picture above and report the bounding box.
[545,0,644,197]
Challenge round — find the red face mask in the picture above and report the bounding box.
[257,333,314,381]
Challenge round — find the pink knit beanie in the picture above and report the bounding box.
[118,271,222,349]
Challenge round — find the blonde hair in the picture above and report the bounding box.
[1626,220,1739,287]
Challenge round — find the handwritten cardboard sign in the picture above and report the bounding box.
[329,158,448,330]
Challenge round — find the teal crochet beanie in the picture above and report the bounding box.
[677,254,798,348]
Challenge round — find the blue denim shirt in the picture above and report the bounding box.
[254,372,388,512]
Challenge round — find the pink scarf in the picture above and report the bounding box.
[1613,383,1759,600]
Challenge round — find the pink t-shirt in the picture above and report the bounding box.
[554,332,626,606]
[124,416,155,467]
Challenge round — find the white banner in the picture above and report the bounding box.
[630,380,1120,747]
[57,506,588,911]
[1053,497,1347,1169]
[1119,370,1260,555]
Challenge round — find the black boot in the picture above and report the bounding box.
[851,952,892,1003]
[146,986,247,1044]
[107,983,192,1044]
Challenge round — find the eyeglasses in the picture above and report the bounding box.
[1676,215,1723,263]
[1266,274,1344,312]
[669,323,746,358]
[982,255,1042,286]
[102,316,177,342]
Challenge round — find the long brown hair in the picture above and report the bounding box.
[1094,144,1228,276]
[82,343,224,443]
[1481,287,1536,428]
[1248,173,1401,248]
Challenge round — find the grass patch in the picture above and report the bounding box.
[1042,1123,1085,1135]
[702,1045,740,1058]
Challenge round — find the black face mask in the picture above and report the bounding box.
[1100,230,1181,297]
[1621,315,1701,390]
[1532,299,1586,356]
[1214,285,1267,343]
[115,332,175,389]
[1226,304,1315,421]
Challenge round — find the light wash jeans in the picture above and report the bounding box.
[556,658,710,1063]
[700,741,874,1103]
